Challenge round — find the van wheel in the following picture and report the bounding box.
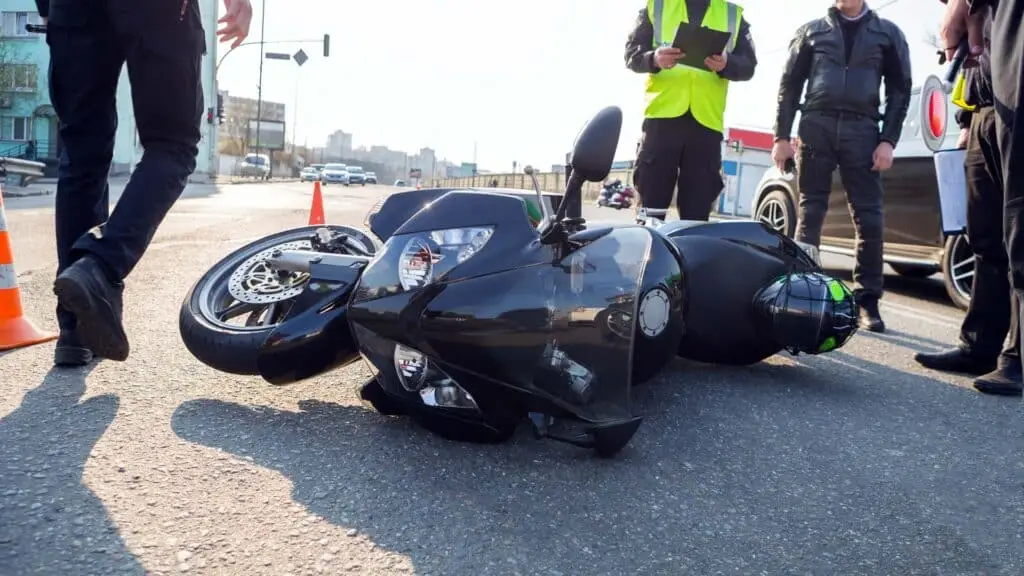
[754,189,796,237]
[941,233,973,311]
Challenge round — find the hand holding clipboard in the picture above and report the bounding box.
[658,26,731,72]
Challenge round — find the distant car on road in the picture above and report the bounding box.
[751,82,972,309]
[299,166,319,182]
[310,163,325,173]
[320,163,350,185]
[238,153,271,180]
[346,166,366,186]
[364,171,377,184]
[394,179,407,187]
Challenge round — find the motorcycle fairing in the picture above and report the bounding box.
[349,225,656,431]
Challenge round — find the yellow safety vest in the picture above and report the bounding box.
[951,71,975,112]
[645,0,742,133]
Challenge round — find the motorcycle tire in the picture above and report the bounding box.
[179,225,377,375]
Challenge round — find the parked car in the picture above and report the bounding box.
[238,153,271,180]
[365,171,377,184]
[346,166,366,185]
[320,163,350,185]
[299,166,319,182]
[751,82,973,309]
[394,179,407,187]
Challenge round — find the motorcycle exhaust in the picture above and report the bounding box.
[267,250,370,273]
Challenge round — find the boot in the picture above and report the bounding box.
[973,358,1023,397]
[856,293,885,333]
[53,329,94,367]
[913,347,997,376]
[53,255,129,361]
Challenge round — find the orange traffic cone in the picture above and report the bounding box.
[0,189,57,351]
[308,179,325,225]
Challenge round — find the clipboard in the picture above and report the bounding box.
[672,26,731,71]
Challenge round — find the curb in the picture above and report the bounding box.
[2,187,53,198]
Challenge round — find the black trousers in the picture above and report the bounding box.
[961,106,1020,362]
[794,111,885,298]
[634,112,724,221]
[991,0,1024,364]
[47,16,204,330]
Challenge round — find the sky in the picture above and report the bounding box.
[214,0,948,172]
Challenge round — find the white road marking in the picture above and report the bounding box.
[880,300,962,329]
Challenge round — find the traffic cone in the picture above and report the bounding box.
[0,189,57,351]
[308,179,325,225]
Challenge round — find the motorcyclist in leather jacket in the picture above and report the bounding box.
[770,0,912,334]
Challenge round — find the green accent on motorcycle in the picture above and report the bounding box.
[818,336,837,352]
[828,280,845,302]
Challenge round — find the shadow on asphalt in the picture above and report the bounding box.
[0,365,144,575]
[823,266,957,310]
[171,357,1023,574]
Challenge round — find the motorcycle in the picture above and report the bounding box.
[595,179,635,209]
[179,106,859,458]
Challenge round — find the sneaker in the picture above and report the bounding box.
[53,256,129,361]
[53,329,94,367]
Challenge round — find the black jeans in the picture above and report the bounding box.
[961,106,1020,363]
[47,16,203,331]
[992,0,1024,365]
[634,112,724,221]
[795,111,885,298]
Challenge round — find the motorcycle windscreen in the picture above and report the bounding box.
[532,226,650,424]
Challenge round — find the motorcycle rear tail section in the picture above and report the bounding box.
[256,258,365,385]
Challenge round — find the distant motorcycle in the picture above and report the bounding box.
[595,179,635,209]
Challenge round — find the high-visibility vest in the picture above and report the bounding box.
[645,0,742,133]
[951,71,975,112]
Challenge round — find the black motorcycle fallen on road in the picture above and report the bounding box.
[179,106,859,457]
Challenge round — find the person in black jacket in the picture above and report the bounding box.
[914,12,1021,396]
[40,0,251,367]
[940,0,1023,396]
[771,0,912,333]
[624,0,757,222]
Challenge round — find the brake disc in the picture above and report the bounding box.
[227,240,312,304]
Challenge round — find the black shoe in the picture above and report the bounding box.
[973,359,1023,397]
[53,330,94,367]
[914,347,997,376]
[53,256,129,362]
[856,294,886,333]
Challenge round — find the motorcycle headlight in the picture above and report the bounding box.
[397,227,494,290]
[391,344,478,409]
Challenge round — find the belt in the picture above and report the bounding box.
[804,109,876,120]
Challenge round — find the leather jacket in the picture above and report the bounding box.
[774,8,912,147]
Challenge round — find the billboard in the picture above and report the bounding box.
[246,119,286,151]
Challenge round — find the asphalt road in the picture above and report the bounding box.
[1,182,1021,575]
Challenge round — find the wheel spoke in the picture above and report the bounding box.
[218,300,260,321]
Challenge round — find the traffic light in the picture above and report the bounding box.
[216,93,225,122]
[323,34,330,57]
[207,107,214,125]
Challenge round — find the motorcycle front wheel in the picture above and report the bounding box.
[179,225,377,375]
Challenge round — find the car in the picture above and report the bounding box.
[751,81,972,309]
[238,153,271,180]
[394,179,407,187]
[299,166,319,182]
[365,171,377,184]
[346,166,366,185]
[310,163,325,173]
[320,163,350,185]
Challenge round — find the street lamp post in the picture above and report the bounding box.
[254,0,268,158]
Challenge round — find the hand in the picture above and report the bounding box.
[704,53,727,72]
[956,128,970,149]
[939,0,986,63]
[217,0,253,49]
[872,141,894,171]
[654,47,683,69]
[771,139,794,172]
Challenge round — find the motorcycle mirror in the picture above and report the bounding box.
[569,106,622,183]
[523,165,554,225]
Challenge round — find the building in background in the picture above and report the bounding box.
[217,91,286,151]
[0,5,56,176]
[325,130,351,158]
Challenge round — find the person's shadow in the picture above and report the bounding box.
[0,366,144,575]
